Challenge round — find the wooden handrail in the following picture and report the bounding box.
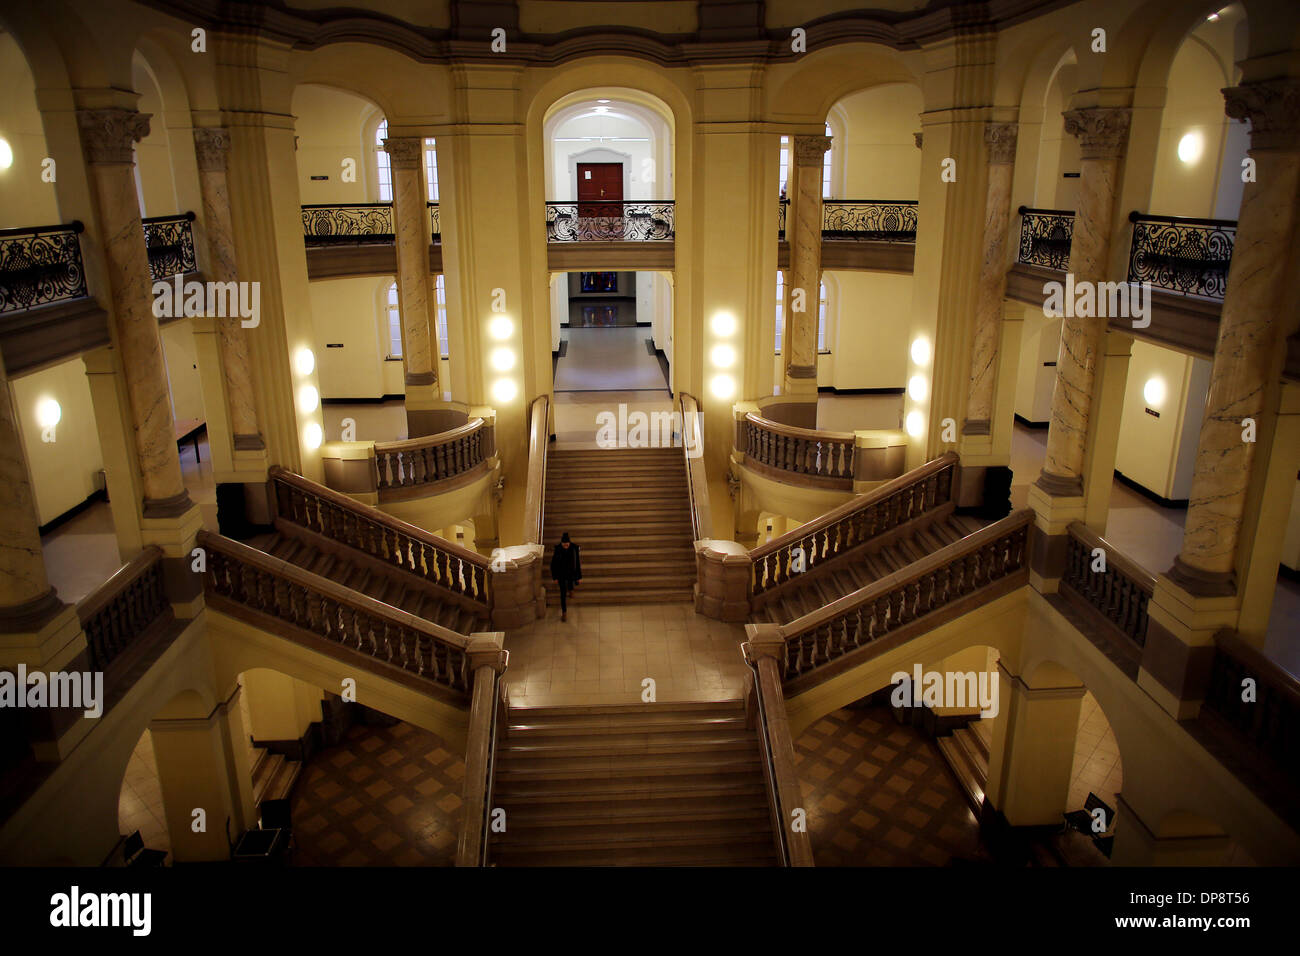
[744,411,854,444]
[680,392,711,541]
[75,546,169,673]
[1065,522,1157,593]
[75,546,164,623]
[1213,630,1300,708]
[752,451,958,562]
[456,652,503,866]
[1059,522,1155,653]
[743,653,816,866]
[523,396,548,546]
[373,417,484,455]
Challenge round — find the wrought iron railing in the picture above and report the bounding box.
[1127,211,1235,300]
[1016,206,1074,270]
[142,211,197,282]
[778,198,788,240]
[544,201,674,241]
[821,200,918,242]
[301,203,395,246]
[0,221,88,313]
[428,201,441,242]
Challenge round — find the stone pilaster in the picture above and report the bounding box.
[77,108,192,518]
[780,134,831,421]
[1035,107,1131,501]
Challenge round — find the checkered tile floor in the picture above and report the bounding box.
[793,706,991,866]
[289,722,464,866]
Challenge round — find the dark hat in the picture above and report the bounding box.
[561,532,571,543]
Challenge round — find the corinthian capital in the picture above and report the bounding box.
[1223,78,1300,151]
[792,135,832,166]
[193,128,231,172]
[984,122,1018,164]
[382,136,424,170]
[77,108,151,165]
[1062,107,1131,160]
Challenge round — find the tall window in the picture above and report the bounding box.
[778,136,789,197]
[777,127,831,198]
[385,282,402,358]
[775,272,784,352]
[434,274,448,359]
[375,119,393,202]
[425,138,440,201]
[822,122,833,199]
[817,280,828,352]
[775,274,828,354]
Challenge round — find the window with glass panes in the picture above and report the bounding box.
[775,274,827,353]
[822,122,832,198]
[385,282,402,357]
[425,138,439,201]
[434,274,448,359]
[376,119,393,202]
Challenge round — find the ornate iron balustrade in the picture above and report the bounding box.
[544,201,675,241]
[778,198,788,240]
[821,200,918,242]
[779,511,1031,680]
[428,201,441,242]
[373,418,494,496]
[1016,206,1074,270]
[0,221,88,313]
[1060,524,1153,651]
[1127,211,1235,299]
[142,211,197,282]
[302,203,395,246]
[76,546,169,673]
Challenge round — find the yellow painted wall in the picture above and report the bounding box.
[293,84,379,205]
[1114,341,1210,501]
[309,276,392,400]
[1147,39,1232,220]
[10,357,105,526]
[820,270,910,389]
[1014,311,1059,423]
[160,319,206,425]
[0,31,60,229]
[131,55,179,218]
[832,83,922,199]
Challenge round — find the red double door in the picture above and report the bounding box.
[577,163,623,218]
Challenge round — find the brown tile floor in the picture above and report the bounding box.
[116,729,170,860]
[794,705,991,866]
[289,721,464,866]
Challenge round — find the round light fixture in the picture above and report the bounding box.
[0,138,13,171]
[294,347,315,376]
[1143,377,1166,408]
[488,316,514,340]
[709,374,736,400]
[490,347,516,372]
[1177,131,1204,165]
[36,397,61,428]
[304,422,323,450]
[907,375,928,402]
[905,410,925,437]
[597,99,610,104]
[491,378,518,403]
[710,344,737,368]
[298,385,320,414]
[910,338,931,366]
[710,312,737,337]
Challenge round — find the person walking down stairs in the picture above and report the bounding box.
[550,532,582,622]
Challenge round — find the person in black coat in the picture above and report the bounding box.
[550,532,582,621]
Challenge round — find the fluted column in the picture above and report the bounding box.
[1035,108,1131,498]
[962,122,1019,433]
[384,135,442,438]
[780,134,831,423]
[193,127,263,451]
[1170,79,1300,595]
[76,107,192,517]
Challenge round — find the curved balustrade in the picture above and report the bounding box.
[821,200,918,242]
[142,211,197,282]
[545,201,675,241]
[779,511,1031,681]
[749,452,957,599]
[302,203,395,246]
[1060,523,1153,653]
[1127,211,1235,300]
[523,396,549,545]
[1016,206,1074,270]
[198,530,473,696]
[76,546,168,673]
[271,466,491,609]
[373,418,494,494]
[0,221,88,313]
[742,413,855,489]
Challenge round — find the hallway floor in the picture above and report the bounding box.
[554,326,669,392]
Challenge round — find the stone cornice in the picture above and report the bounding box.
[192,127,231,172]
[1062,107,1131,161]
[1223,78,1300,152]
[984,121,1018,164]
[792,135,832,166]
[382,136,424,169]
[77,108,151,165]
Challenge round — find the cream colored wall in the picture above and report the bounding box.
[1114,341,1210,501]
[0,31,60,229]
[160,318,206,424]
[10,357,105,526]
[551,110,659,202]
[309,276,391,401]
[131,55,179,218]
[834,83,922,199]
[293,84,377,205]
[1037,65,1081,210]
[819,270,910,389]
[1147,39,1232,220]
[1014,311,1059,423]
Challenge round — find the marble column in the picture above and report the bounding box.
[962,122,1019,434]
[193,127,263,451]
[384,136,442,438]
[780,134,831,419]
[1035,108,1131,498]
[77,108,192,517]
[1170,79,1300,595]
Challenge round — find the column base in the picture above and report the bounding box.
[142,504,206,619]
[142,490,196,519]
[954,464,1013,519]
[1166,555,1236,598]
[1026,482,1084,594]
[0,600,85,671]
[215,444,270,486]
[1139,573,1240,719]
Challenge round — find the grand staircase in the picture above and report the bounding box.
[751,508,984,625]
[491,701,778,865]
[542,447,696,606]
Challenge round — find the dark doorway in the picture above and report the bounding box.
[577,162,623,217]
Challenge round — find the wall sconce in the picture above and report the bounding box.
[1143,377,1166,409]
[907,375,928,402]
[910,337,931,366]
[1177,131,1203,165]
[36,397,62,429]
[710,374,736,400]
[905,410,925,437]
[294,347,315,376]
[303,422,323,450]
[491,378,518,403]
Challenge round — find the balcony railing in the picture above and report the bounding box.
[373,417,494,496]
[1203,630,1300,782]
[302,203,394,246]
[822,200,918,242]
[142,211,197,282]
[428,201,441,242]
[0,221,88,313]
[778,198,788,240]
[76,546,169,673]
[741,413,855,489]
[1127,211,1235,300]
[544,201,674,241]
[1016,206,1074,270]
